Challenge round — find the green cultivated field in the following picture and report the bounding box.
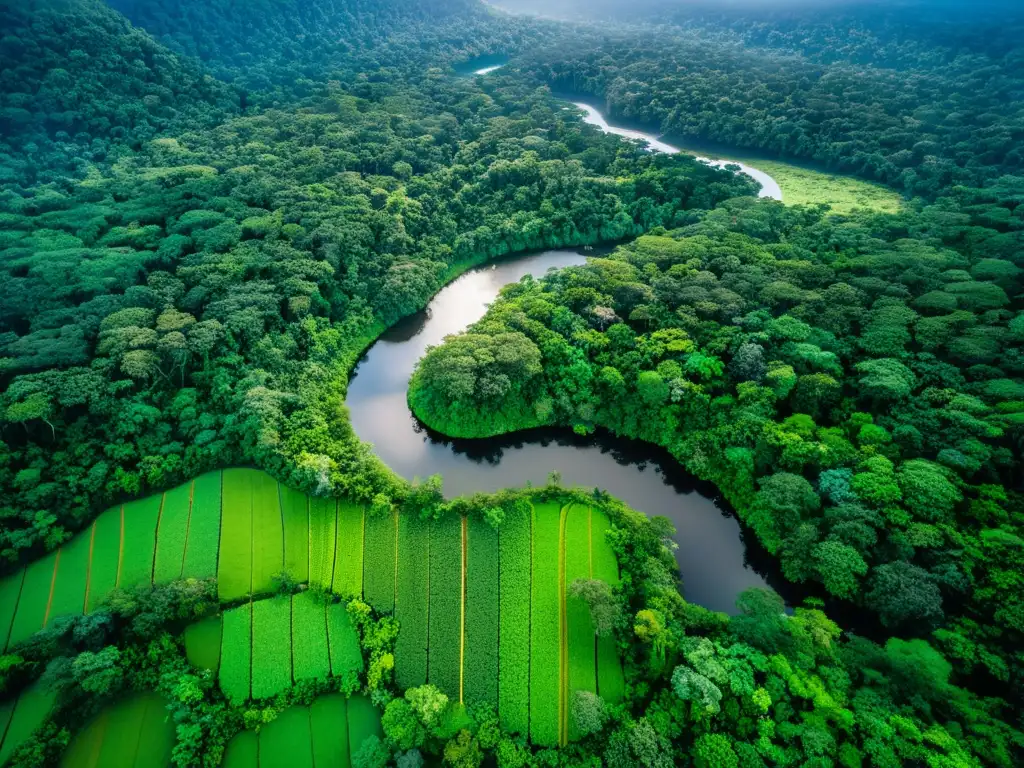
[0,681,56,765]
[60,693,173,768]
[220,694,380,768]
[6,470,624,748]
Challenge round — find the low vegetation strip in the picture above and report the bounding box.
[327,602,364,683]
[464,517,499,709]
[250,473,284,597]
[280,485,309,584]
[498,501,531,737]
[251,597,292,699]
[184,615,222,674]
[8,553,56,650]
[394,514,429,690]
[308,497,337,589]
[0,681,56,766]
[332,500,364,599]
[259,706,314,768]
[428,512,462,699]
[46,530,91,626]
[310,694,350,768]
[85,506,121,613]
[219,602,252,705]
[530,501,562,747]
[292,591,330,682]
[564,504,596,741]
[362,509,396,613]
[182,471,222,580]
[218,469,253,602]
[153,483,191,583]
[118,495,161,588]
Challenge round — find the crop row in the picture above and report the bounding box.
[0,681,55,766]
[498,502,532,737]
[591,508,625,704]
[252,597,292,699]
[362,509,396,614]
[530,501,563,747]
[333,500,364,599]
[292,591,330,682]
[60,692,173,768]
[428,513,463,700]
[565,504,597,742]
[464,517,500,709]
[394,514,430,690]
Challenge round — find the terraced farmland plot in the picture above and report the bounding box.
[250,472,284,596]
[86,506,122,612]
[498,502,531,736]
[394,514,429,690]
[153,483,192,583]
[308,497,337,589]
[428,513,462,700]
[45,528,92,626]
[465,518,500,708]
[118,495,162,587]
[218,469,254,601]
[292,591,330,682]
[182,471,222,579]
[280,485,309,583]
[362,510,396,613]
[252,597,292,699]
[0,681,56,765]
[7,552,56,649]
[220,603,252,704]
[61,693,174,768]
[332,500,364,599]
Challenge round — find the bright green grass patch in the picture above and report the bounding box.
[182,471,221,580]
[153,482,191,584]
[86,507,122,613]
[251,473,283,597]
[332,501,363,599]
[529,501,562,747]
[591,509,625,704]
[251,597,292,699]
[346,695,382,764]
[565,504,596,741]
[498,501,531,736]
[327,602,363,684]
[0,570,22,650]
[220,603,252,704]
[309,497,336,589]
[218,469,253,601]
[0,681,56,765]
[185,615,222,674]
[280,485,309,584]
[427,513,462,700]
[118,495,161,588]
[46,532,91,626]
[221,729,258,768]
[8,552,55,649]
[259,706,313,768]
[362,510,395,614]
[310,694,350,768]
[292,592,330,682]
[465,517,499,709]
[394,514,429,690]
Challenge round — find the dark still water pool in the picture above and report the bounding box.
[347,249,787,613]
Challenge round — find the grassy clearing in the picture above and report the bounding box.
[310,694,350,768]
[394,514,429,690]
[327,601,363,683]
[308,497,337,590]
[280,485,309,584]
[250,473,283,596]
[220,603,252,704]
[46,528,91,625]
[251,597,292,699]
[182,471,221,579]
[219,469,253,601]
[465,517,499,709]
[184,614,222,674]
[292,591,330,682]
[347,694,383,764]
[591,509,625,704]
[8,552,56,649]
[0,681,56,765]
[565,504,596,741]
[259,706,313,768]
[153,483,191,583]
[530,501,562,747]
[86,506,121,612]
[362,510,396,614]
[333,500,364,599]
[221,729,258,768]
[498,500,531,736]
[428,513,462,699]
[118,495,161,588]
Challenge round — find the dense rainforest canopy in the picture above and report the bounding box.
[2,0,1024,766]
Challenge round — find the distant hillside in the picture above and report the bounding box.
[0,0,236,187]
[106,0,491,84]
